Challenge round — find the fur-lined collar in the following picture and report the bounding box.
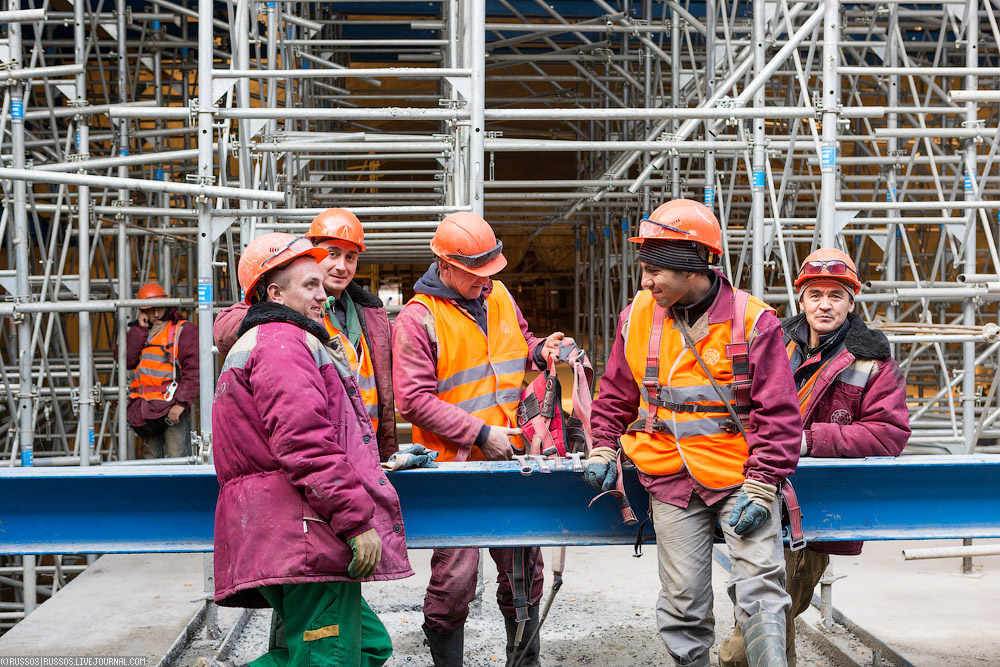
[345,280,383,309]
[237,301,330,343]
[782,312,891,360]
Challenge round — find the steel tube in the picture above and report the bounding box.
[902,544,1000,560]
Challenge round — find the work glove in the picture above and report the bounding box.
[381,444,440,472]
[728,479,777,537]
[582,446,618,492]
[347,527,382,579]
[800,431,810,457]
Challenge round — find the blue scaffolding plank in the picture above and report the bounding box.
[1,455,998,555]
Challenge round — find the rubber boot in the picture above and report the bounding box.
[742,611,787,667]
[422,623,464,667]
[505,605,541,667]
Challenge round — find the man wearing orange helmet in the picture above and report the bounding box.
[719,249,910,667]
[125,282,199,458]
[208,233,412,667]
[392,211,571,667]
[586,199,802,667]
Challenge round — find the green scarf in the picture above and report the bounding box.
[323,292,363,350]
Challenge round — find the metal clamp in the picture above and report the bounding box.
[567,452,585,473]
[514,454,533,476]
[530,455,552,473]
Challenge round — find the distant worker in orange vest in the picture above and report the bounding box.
[126,282,199,458]
[392,212,572,667]
[719,248,911,667]
[586,199,803,667]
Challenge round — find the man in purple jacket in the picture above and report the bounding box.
[585,200,802,667]
[208,233,412,667]
[720,248,910,667]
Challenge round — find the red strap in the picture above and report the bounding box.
[644,305,668,433]
[782,480,807,550]
[587,448,638,525]
[726,291,752,431]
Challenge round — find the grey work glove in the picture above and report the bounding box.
[728,479,778,536]
[381,444,440,472]
[582,447,618,492]
[347,527,382,579]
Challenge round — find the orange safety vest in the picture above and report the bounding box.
[409,281,529,462]
[324,316,380,435]
[129,320,185,401]
[620,289,772,489]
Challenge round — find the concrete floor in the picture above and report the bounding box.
[1,540,997,666]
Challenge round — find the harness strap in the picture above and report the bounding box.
[782,480,807,551]
[568,347,594,455]
[587,448,638,525]
[643,305,669,433]
[509,547,535,623]
[726,290,752,431]
[648,398,751,414]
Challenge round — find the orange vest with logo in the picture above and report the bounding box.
[129,320,185,401]
[620,289,772,489]
[324,317,380,435]
[409,281,529,462]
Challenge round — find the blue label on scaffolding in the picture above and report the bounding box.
[21,449,32,467]
[155,168,164,181]
[198,278,212,310]
[752,171,765,189]
[704,187,715,205]
[621,219,628,232]
[11,99,23,120]
[886,187,896,203]
[152,19,160,30]
[589,233,595,244]
[821,145,836,172]
[604,226,610,238]
[76,130,81,150]
[89,430,95,446]
[121,148,129,157]
[965,174,973,192]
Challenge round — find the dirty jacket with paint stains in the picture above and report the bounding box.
[213,279,399,462]
[211,302,412,608]
[784,312,911,555]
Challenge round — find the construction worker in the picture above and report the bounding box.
[125,282,199,458]
[392,211,571,667]
[214,209,398,460]
[719,248,911,667]
[585,199,803,667]
[207,232,412,667]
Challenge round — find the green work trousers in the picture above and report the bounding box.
[248,581,392,667]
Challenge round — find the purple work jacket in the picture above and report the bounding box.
[211,302,412,608]
[591,274,803,508]
[213,281,399,462]
[125,309,199,426]
[785,313,911,555]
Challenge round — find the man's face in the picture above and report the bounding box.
[268,258,327,321]
[142,307,167,322]
[439,261,490,300]
[316,239,360,298]
[640,262,693,308]
[799,281,854,337]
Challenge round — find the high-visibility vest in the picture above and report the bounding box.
[620,289,772,489]
[409,281,529,462]
[324,316,380,435]
[785,339,877,418]
[129,320,185,401]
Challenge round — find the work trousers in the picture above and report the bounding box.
[422,547,545,635]
[248,581,392,667]
[651,492,790,666]
[142,409,191,459]
[719,548,830,667]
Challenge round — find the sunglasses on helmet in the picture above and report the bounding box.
[799,259,858,279]
[638,218,694,238]
[447,240,503,269]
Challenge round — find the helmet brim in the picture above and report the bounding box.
[442,252,507,278]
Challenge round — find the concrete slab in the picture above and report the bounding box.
[824,539,1000,666]
[0,553,205,660]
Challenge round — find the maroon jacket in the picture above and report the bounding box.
[784,313,911,555]
[591,275,803,508]
[392,278,548,455]
[211,302,412,608]
[125,308,199,427]
[213,281,399,462]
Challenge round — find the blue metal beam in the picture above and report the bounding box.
[1,456,998,555]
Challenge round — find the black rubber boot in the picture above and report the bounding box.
[505,605,541,667]
[422,623,464,667]
[743,611,787,667]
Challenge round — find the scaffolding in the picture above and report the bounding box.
[1,0,998,628]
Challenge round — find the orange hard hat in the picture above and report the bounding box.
[629,199,724,259]
[137,282,168,310]
[238,233,327,304]
[794,248,862,295]
[430,212,507,277]
[305,208,366,252]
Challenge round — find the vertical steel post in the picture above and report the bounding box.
[75,0,93,466]
[670,9,680,200]
[704,0,717,215]
[962,0,978,453]
[819,0,840,247]
[469,0,485,217]
[751,0,766,296]
[116,0,132,462]
[197,0,216,440]
[885,4,899,324]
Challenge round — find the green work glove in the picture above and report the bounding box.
[347,527,382,578]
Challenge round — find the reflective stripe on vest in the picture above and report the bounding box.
[128,320,184,401]
[620,289,772,489]
[325,316,380,434]
[409,281,529,462]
